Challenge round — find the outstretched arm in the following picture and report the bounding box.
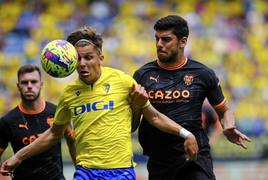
[1,123,68,172]
[215,103,251,149]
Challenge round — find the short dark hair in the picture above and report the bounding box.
[67,26,103,53]
[154,15,189,39]
[17,64,41,81]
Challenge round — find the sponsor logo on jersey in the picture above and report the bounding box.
[183,74,193,86]
[149,75,159,83]
[19,122,29,130]
[74,100,114,116]
[22,134,40,145]
[148,89,190,101]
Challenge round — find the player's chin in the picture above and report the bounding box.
[157,56,170,63]
[23,94,37,100]
[79,75,97,84]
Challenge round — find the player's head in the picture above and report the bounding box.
[67,26,104,85]
[153,15,188,63]
[17,64,43,102]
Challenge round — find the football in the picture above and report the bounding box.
[40,39,78,78]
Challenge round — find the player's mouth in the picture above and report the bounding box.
[157,50,167,55]
[79,70,90,77]
[25,92,35,95]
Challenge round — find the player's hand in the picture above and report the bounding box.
[184,133,198,161]
[130,84,148,112]
[223,127,251,149]
[0,170,13,178]
[1,155,22,173]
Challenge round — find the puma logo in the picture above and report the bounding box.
[149,75,159,83]
[19,122,29,130]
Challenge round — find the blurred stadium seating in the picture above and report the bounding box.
[0,0,268,179]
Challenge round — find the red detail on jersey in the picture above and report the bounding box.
[18,99,46,115]
[22,134,39,145]
[47,116,54,126]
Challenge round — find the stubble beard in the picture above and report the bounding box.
[21,91,41,102]
[158,52,178,64]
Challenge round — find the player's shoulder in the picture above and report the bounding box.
[187,59,212,70]
[0,106,20,122]
[45,101,57,109]
[136,60,158,72]
[134,60,158,78]
[187,59,216,76]
[102,66,133,81]
[103,66,127,76]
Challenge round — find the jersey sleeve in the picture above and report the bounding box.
[133,70,142,84]
[0,118,9,152]
[53,95,72,126]
[206,70,225,107]
[122,72,150,108]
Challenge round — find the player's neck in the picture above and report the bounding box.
[21,98,44,112]
[157,56,187,70]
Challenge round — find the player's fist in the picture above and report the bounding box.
[130,84,148,112]
[1,155,22,172]
[184,133,198,161]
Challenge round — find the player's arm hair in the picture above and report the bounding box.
[13,123,68,162]
[64,127,76,165]
[214,102,235,130]
[142,104,183,136]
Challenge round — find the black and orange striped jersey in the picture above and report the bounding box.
[134,58,225,157]
[0,100,65,180]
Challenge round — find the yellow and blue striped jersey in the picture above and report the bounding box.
[54,67,142,168]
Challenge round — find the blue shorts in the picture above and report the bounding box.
[74,166,136,180]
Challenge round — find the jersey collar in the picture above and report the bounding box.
[18,99,46,115]
[157,58,188,70]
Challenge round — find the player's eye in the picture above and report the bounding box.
[161,37,171,43]
[31,80,38,84]
[83,55,93,60]
[20,81,28,85]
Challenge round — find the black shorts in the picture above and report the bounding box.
[147,151,215,180]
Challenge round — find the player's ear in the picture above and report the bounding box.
[179,37,187,48]
[99,55,104,64]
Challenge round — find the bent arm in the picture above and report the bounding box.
[214,103,251,148]
[215,103,235,130]
[143,104,188,137]
[2,123,68,172]
[18,123,67,161]
[142,104,198,160]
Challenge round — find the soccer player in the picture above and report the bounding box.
[2,27,198,180]
[133,15,251,180]
[0,65,75,180]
